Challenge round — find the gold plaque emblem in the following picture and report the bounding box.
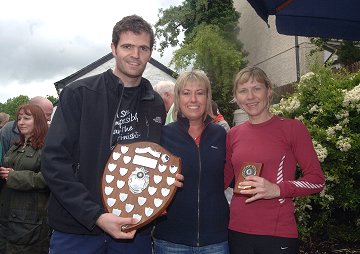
[234,162,263,194]
[241,165,257,178]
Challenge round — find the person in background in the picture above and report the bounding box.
[0,113,10,129]
[209,100,233,203]
[0,112,10,164]
[0,104,50,253]
[153,70,229,254]
[41,15,183,254]
[0,96,53,163]
[153,80,175,125]
[224,66,325,254]
[210,100,230,132]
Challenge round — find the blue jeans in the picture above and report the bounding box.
[153,238,229,254]
[49,230,152,254]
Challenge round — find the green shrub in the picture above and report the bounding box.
[271,64,360,242]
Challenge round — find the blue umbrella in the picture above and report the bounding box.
[247,0,360,40]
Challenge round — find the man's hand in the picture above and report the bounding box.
[239,175,280,203]
[96,213,138,239]
[174,173,184,188]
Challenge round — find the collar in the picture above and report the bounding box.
[212,114,225,123]
[107,69,154,101]
[177,114,213,129]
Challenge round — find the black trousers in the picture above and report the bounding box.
[229,230,299,254]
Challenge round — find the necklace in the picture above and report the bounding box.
[193,134,201,145]
[190,130,203,140]
[191,130,203,142]
[189,122,204,142]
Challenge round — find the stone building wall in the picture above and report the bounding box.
[234,0,319,88]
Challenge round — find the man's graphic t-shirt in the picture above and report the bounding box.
[112,86,142,144]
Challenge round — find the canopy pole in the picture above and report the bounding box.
[295,36,300,82]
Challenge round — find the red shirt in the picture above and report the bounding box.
[224,115,325,238]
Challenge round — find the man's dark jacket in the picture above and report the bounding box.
[0,121,19,164]
[41,69,165,235]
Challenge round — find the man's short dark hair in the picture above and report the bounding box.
[112,14,155,49]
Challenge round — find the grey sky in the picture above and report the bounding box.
[0,0,181,103]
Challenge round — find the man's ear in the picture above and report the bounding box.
[111,43,117,56]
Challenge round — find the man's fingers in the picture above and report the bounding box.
[174,173,184,187]
[175,173,184,181]
[116,230,137,239]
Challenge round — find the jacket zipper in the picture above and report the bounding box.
[194,122,209,246]
[196,141,201,246]
[145,116,149,138]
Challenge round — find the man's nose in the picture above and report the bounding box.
[131,47,140,58]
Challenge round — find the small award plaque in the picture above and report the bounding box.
[233,162,263,194]
[101,142,181,232]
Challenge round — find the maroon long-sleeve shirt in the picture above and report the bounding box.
[224,115,325,238]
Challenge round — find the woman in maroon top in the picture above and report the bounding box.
[225,67,325,254]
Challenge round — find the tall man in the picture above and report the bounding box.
[41,15,177,254]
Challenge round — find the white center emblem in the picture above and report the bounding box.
[128,167,150,194]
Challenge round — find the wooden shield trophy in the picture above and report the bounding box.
[101,142,181,232]
[233,162,263,194]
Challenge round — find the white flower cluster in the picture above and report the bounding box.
[270,105,283,115]
[319,173,337,206]
[343,84,360,112]
[326,109,351,141]
[336,136,352,152]
[300,72,315,83]
[340,118,350,125]
[312,140,328,162]
[335,110,349,120]
[319,185,335,202]
[326,124,344,140]
[309,104,323,114]
[323,173,339,183]
[295,115,305,122]
[326,127,336,138]
[275,96,301,113]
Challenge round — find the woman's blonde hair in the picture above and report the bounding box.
[172,70,212,122]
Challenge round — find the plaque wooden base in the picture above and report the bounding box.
[101,142,181,232]
[233,162,263,195]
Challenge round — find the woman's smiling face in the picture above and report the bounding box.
[235,78,271,123]
[179,81,208,123]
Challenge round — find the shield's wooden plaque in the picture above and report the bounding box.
[101,142,181,232]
